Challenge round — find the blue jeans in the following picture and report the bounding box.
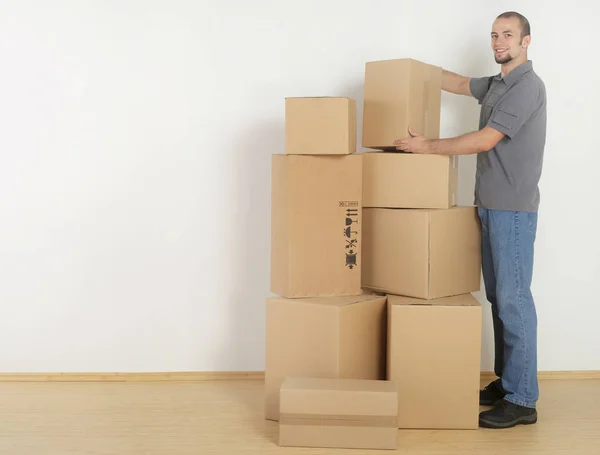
[477,207,539,409]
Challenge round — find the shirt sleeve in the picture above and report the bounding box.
[469,77,491,104]
[486,81,542,139]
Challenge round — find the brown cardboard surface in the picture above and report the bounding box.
[362,206,481,299]
[270,154,362,298]
[363,152,458,208]
[387,294,482,429]
[279,377,398,449]
[363,58,442,149]
[285,97,356,155]
[265,294,387,421]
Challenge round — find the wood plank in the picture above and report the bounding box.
[1,370,599,382]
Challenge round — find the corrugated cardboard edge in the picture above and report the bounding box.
[427,210,432,298]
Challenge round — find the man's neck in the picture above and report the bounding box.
[501,55,528,77]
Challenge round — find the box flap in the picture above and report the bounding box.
[268,293,385,308]
[387,293,480,307]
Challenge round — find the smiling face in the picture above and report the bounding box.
[491,16,531,64]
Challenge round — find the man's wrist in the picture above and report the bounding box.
[428,139,441,155]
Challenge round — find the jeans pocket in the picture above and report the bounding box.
[526,212,538,237]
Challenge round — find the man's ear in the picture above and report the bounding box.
[522,35,531,49]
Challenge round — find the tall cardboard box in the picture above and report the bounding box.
[363,152,458,209]
[265,294,387,421]
[362,206,481,299]
[387,294,482,429]
[362,58,442,149]
[279,377,398,450]
[285,97,356,155]
[271,154,362,298]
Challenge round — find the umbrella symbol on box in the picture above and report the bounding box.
[344,227,358,238]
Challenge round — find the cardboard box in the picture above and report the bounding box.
[387,294,482,429]
[362,206,481,299]
[279,377,398,450]
[271,154,362,298]
[363,152,458,209]
[265,294,387,421]
[362,58,442,149]
[285,97,356,155]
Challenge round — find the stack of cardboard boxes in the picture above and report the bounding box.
[265,58,484,450]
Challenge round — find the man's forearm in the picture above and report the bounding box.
[442,69,471,96]
[429,131,490,155]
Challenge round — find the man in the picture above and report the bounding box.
[394,11,546,429]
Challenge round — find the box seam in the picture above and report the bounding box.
[427,211,432,298]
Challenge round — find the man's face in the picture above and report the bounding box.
[491,17,529,64]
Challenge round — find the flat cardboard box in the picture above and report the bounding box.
[265,294,387,421]
[362,58,442,149]
[271,154,362,298]
[362,206,481,299]
[285,97,356,155]
[363,152,458,209]
[387,294,482,429]
[279,377,398,450]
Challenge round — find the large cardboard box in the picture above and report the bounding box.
[387,294,482,429]
[362,58,442,149]
[279,377,398,450]
[265,294,387,421]
[285,97,356,155]
[363,152,458,209]
[271,154,362,298]
[362,206,481,299]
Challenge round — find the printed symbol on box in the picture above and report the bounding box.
[344,227,358,238]
[346,208,358,217]
[345,250,357,269]
[345,217,358,226]
[345,239,357,249]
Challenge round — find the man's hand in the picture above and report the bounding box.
[393,128,431,154]
[394,126,505,156]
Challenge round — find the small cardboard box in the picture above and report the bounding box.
[265,294,387,421]
[362,58,442,149]
[363,152,458,209]
[387,294,482,429]
[285,97,356,155]
[279,377,398,450]
[362,206,481,299]
[271,154,362,298]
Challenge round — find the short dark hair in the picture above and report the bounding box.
[497,11,531,38]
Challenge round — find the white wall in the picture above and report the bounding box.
[0,0,598,372]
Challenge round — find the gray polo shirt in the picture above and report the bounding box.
[469,60,547,212]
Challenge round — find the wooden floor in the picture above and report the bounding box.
[0,378,598,454]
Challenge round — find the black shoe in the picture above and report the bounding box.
[479,400,537,429]
[479,380,505,406]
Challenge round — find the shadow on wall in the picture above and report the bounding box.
[220,121,284,372]
[441,57,496,372]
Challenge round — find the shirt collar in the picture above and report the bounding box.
[498,60,533,86]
